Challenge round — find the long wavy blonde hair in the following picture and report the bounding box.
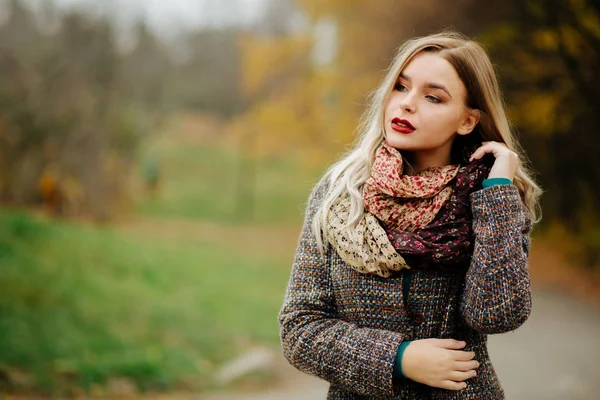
[312,31,543,253]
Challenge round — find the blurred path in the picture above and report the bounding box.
[488,288,600,400]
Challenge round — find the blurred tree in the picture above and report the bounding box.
[0,0,171,220]
[56,12,120,219]
[0,0,43,204]
[172,27,241,116]
[230,32,312,218]
[121,21,172,116]
[482,0,600,266]
[0,0,37,49]
[225,0,325,219]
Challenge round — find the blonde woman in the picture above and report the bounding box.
[279,31,542,399]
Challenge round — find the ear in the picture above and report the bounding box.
[457,109,480,136]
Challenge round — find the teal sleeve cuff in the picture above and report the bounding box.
[482,177,513,188]
[393,341,412,379]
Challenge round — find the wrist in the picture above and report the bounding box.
[488,160,516,181]
[486,171,515,180]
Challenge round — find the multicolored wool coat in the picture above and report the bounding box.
[278,182,533,399]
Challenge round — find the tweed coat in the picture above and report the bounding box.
[278,181,533,399]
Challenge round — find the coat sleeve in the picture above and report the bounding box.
[460,185,533,334]
[278,183,405,397]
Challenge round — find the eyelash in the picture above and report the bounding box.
[393,83,408,92]
[393,83,442,104]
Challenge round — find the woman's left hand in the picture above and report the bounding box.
[469,141,518,181]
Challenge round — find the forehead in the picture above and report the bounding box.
[400,52,465,93]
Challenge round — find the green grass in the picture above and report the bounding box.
[0,210,293,394]
[0,124,331,395]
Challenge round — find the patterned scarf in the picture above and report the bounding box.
[325,140,492,278]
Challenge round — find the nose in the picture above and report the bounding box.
[399,92,417,113]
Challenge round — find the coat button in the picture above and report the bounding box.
[412,314,424,325]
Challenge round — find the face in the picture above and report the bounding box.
[383,51,479,167]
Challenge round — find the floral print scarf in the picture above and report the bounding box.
[325,140,492,278]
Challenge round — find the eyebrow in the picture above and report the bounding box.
[399,73,453,99]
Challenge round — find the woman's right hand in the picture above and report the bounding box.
[401,339,479,390]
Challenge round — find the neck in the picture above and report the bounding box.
[403,149,452,176]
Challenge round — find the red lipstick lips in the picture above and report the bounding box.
[391,118,415,134]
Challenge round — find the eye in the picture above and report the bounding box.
[426,95,442,103]
[394,83,408,92]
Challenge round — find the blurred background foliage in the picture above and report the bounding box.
[0,0,599,397]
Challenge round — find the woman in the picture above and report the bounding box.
[278,31,542,399]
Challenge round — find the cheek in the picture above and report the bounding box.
[383,102,392,119]
[384,95,398,118]
[424,105,464,131]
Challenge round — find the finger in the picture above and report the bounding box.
[469,145,490,161]
[450,350,476,361]
[454,360,480,371]
[449,370,477,382]
[439,380,467,391]
[470,142,506,161]
[434,339,466,349]
[483,141,509,153]
[483,140,505,146]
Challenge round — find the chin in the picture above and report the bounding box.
[385,133,414,151]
